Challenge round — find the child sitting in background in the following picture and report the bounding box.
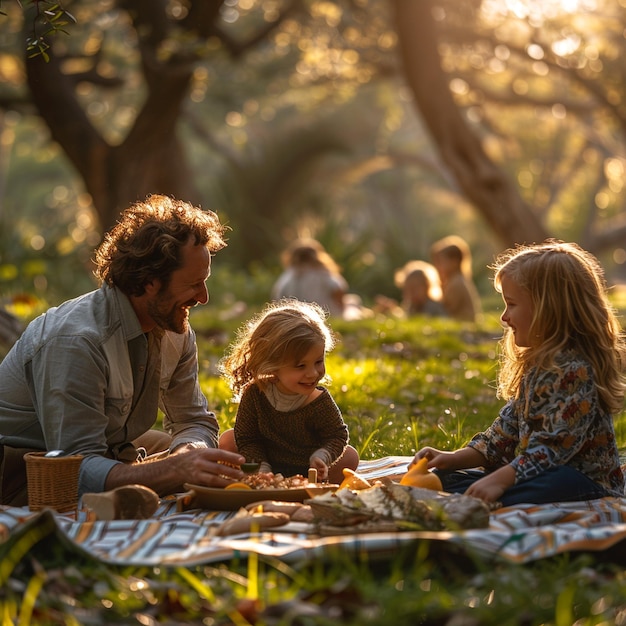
[430,235,482,322]
[412,240,626,506]
[394,260,445,317]
[218,299,359,483]
[271,238,348,318]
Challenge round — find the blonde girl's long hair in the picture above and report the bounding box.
[493,240,626,414]
[219,299,336,398]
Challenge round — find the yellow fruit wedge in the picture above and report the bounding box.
[337,468,371,491]
[399,457,443,491]
[224,482,253,490]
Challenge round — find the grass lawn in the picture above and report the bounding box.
[2,307,626,624]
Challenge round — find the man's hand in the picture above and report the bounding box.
[105,447,245,495]
[171,447,246,487]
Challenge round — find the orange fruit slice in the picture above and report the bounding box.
[225,482,253,490]
[399,457,443,491]
[337,468,371,491]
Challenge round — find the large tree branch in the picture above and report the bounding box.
[442,22,626,136]
[25,48,107,190]
[392,0,548,247]
[184,0,235,38]
[210,0,305,57]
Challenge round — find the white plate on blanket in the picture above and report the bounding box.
[178,483,337,511]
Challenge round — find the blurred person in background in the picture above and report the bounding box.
[431,235,482,322]
[375,259,444,318]
[272,238,348,318]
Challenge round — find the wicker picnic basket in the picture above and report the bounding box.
[24,451,83,512]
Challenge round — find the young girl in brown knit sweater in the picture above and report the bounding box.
[218,299,359,483]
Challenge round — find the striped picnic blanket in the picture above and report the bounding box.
[2,456,626,567]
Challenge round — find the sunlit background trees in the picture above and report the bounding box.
[1,0,625,306]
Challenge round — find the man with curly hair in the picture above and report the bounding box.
[0,195,244,505]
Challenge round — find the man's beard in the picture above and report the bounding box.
[147,296,192,334]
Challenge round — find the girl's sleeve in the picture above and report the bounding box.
[233,388,269,464]
[467,401,520,467]
[509,361,598,481]
[314,393,349,461]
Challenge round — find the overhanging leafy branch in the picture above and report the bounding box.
[1,0,76,60]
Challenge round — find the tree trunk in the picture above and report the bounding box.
[24,3,205,235]
[392,0,549,248]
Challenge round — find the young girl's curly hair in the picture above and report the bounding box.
[493,239,626,414]
[220,299,336,398]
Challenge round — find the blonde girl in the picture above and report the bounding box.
[219,299,359,483]
[413,240,626,506]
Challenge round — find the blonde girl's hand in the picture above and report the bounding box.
[465,465,515,503]
[411,447,452,469]
[412,447,444,463]
[411,446,485,471]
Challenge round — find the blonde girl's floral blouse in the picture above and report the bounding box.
[468,350,625,497]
